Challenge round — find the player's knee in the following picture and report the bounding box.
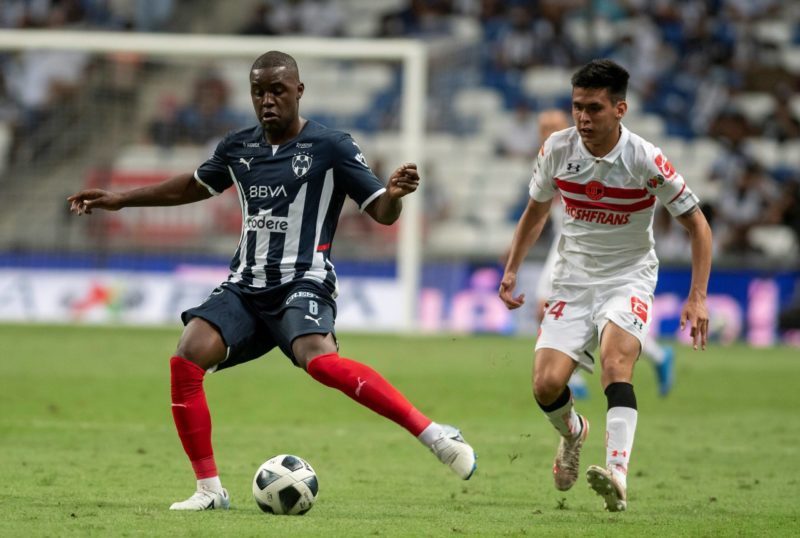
[533,375,563,406]
[601,352,635,383]
[293,333,337,370]
[175,318,226,369]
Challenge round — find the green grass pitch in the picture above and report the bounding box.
[1,324,798,536]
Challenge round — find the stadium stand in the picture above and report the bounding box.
[1,0,799,265]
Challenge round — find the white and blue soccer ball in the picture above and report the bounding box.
[252,454,319,515]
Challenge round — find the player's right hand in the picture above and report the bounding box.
[499,272,525,310]
[67,189,123,215]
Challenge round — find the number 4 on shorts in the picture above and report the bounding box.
[546,301,567,320]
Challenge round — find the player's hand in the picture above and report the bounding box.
[499,271,525,310]
[680,294,709,350]
[386,163,419,199]
[67,189,123,215]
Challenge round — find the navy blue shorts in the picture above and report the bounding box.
[181,280,337,370]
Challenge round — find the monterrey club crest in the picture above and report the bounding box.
[585,180,605,200]
[292,153,313,178]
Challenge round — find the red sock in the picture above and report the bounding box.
[306,352,432,436]
[170,356,217,479]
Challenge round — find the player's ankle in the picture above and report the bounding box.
[417,421,444,447]
[197,476,223,493]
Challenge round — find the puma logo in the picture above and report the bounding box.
[355,377,367,397]
[304,315,321,326]
[239,157,253,171]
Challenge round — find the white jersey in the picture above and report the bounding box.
[529,125,698,285]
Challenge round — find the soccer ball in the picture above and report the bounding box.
[252,454,319,515]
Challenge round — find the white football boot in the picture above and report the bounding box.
[431,425,477,480]
[553,415,589,491]
[586,465,627,512]
[169,487,230,511]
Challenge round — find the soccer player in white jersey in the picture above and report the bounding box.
[535,110,678,399]
[68,50,476,511]
[499,60,712,512]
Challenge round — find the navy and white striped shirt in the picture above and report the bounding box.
[194,120,385,296]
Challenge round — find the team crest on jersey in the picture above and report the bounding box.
[292,153,313,178]
[585,180,605,200]
[647,174,666,188]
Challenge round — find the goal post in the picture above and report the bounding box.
[0,29,426,332]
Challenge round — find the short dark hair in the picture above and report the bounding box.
[571,59,629,102]
[251,50,299,75]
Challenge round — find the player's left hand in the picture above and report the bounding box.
[386,163,419,199]
[680,295,709,350]
[499,271,525,310]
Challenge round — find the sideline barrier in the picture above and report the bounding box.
[0,260,796,346]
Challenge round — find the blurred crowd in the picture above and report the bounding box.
[0,0,178,168]
[162,0,800,263]
[2,0,800,263]
[147,73,247,149]
[1,0,176,31]
[370,0,800,263]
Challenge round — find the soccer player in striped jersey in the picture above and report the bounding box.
[499,60,712,512]
[533,109,677,400]
[68,50,476,511]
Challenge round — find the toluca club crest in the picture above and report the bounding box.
[585,180,605,200]
[292,154,313,178]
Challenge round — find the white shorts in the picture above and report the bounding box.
[535,270,655,373]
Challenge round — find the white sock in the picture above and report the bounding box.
[417,422,445,447]
[606,407,638,488]
[543,397,582,438]
[642,337,666,365]
[197,476,222,493]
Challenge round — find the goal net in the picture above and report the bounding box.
[0,30,428,331]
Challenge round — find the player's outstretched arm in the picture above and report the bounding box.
[67,173,212,215]
[365,163,419,225]
[499,197,551,310]
[676,206,713,350]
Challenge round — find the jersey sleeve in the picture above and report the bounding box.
[529,137,557,202]
[643,146,699,216]
[194,136,233,195]
[333,134,386,212]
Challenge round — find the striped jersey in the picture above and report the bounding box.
[194,120,385,295]
[529,124,698,280]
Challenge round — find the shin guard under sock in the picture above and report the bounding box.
[306,352,431,436]
[170,356,217,479]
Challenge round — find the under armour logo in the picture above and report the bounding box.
[355,377,367,397]
[304,315,321,326]
[566,162,581,173]
[239,157,253,171]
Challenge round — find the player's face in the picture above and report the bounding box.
[250,66,304,141]
[571,87,626,155]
